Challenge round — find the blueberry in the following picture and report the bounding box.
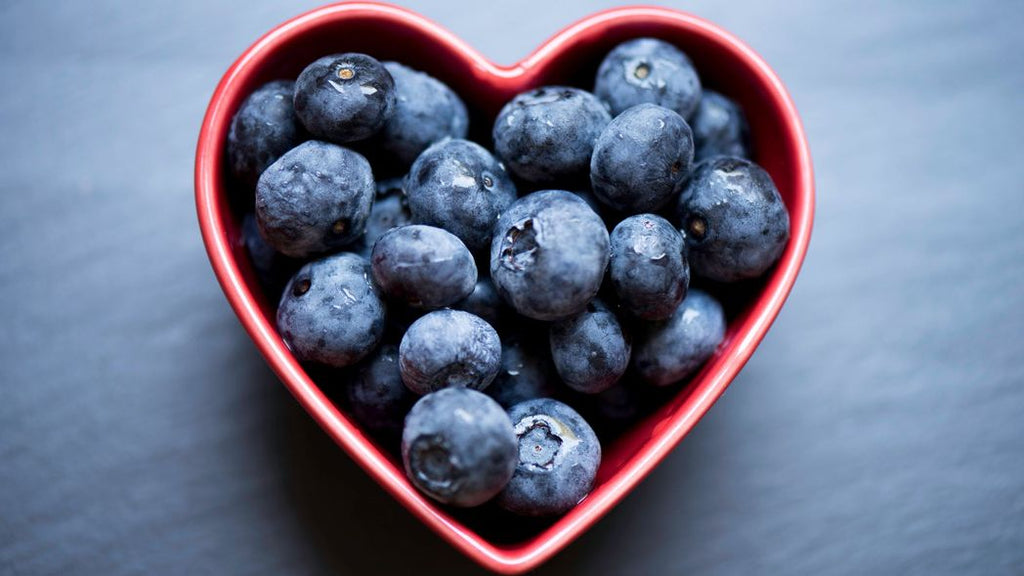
[674,157,790,282]
[402,388,517,507]
[583,379,648,432]
[590,104,694,213]
[454,278,508,331]
[227,80,305,188]
[277,252,387,367]
[371,225,476,309]
[691,90,749,162]
[497,399,601,516]
[549,299,630,394]
[490,190,609,321]
[378,62,469,165]
[608,214,689,320]
[241,213,302,301]
[493,86,611,184]
[352,185,412,258]
[632,289,725,386]
[399,309,501,395]
[255,140,374,258]
[293,53,395,143]
[406,139,517,253]
[345,344,416,438]
[594,38,702,120]
[486,335,561,409]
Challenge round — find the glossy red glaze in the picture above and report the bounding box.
[195,3,813,572]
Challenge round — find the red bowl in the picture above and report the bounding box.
[195,3,814,573]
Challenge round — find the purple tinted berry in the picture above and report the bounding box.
[675,157,790,282]
[294,53,395,143]
[277,253,386,367]
[406,139,517,253]
[371,225,476,309]
[549,299,630,394]
[490,190,609,321]
[493,86,611,184]
[378,62,469,165]
[402,388,517,507]
[594,38,702,119]
[399,310,501,395]
[608,214,689,320]
[691,90,749,162]
[227,80,305,188]
[590,103,694,213]
[255,140,374,258]
[497,399,601,516]
[345,344,416,438]
[632,289,725,386]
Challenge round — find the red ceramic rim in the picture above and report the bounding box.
[195,3,814,573]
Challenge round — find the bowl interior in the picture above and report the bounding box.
[198,3,811,571]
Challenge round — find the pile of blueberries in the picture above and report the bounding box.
[228,38,789,517]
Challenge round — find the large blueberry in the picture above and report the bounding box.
[371,225,476,309]
[497,399,601,516]
[352,185,412,258]
[406,139,517,253]
[590,103,694,213]
[594,38,702,119]
[345,344,416,438]
[255,140,374,258]
[277,253,386,367]
[691,90,749,162]
[549,299,630,394]
[674,157,790,282]
[227,80,305,188]
[293,53,395,143]
[608,214,689,320]
[490,190,609,321]
[632,289,725,386]
[493,86,611,184]
[378,62,469,165]
[402,388,517,507]
[454,278,508,331]
[486,335,561,409]
[399,309,501,395]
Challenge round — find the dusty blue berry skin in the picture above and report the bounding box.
[632,289,725,386]
[675,157,790,282]
[398,310,501,395]
[497,399,601,516]
[595,38,702,120]
[454,278,508,331]
[402,388,517,507]
[691,90,749,163]
[406,139,517,253]
[293,53,395,143]
[371,225,476,309]
[378,62,469,165]
[549,299,630,394]
[227,80,306,188]
[256,140,374,258]
[277,253,387,367]
[486,336,561,409]
[590,104,694,213]
[352,187,412,258]
[609,214,689,320]
[345,344,416,438]
[493,86,611,184]
[241,213,301,301]
[490,190,610,321]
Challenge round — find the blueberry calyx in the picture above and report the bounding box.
[501,218,539,272]
[292,278,311,297]
[408,434,464,497]
[513,414,579,472]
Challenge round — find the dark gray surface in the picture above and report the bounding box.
[2,0,1023,574]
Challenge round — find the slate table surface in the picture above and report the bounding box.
[2,1,1022,574]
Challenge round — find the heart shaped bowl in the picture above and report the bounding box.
[195,2,813,572]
